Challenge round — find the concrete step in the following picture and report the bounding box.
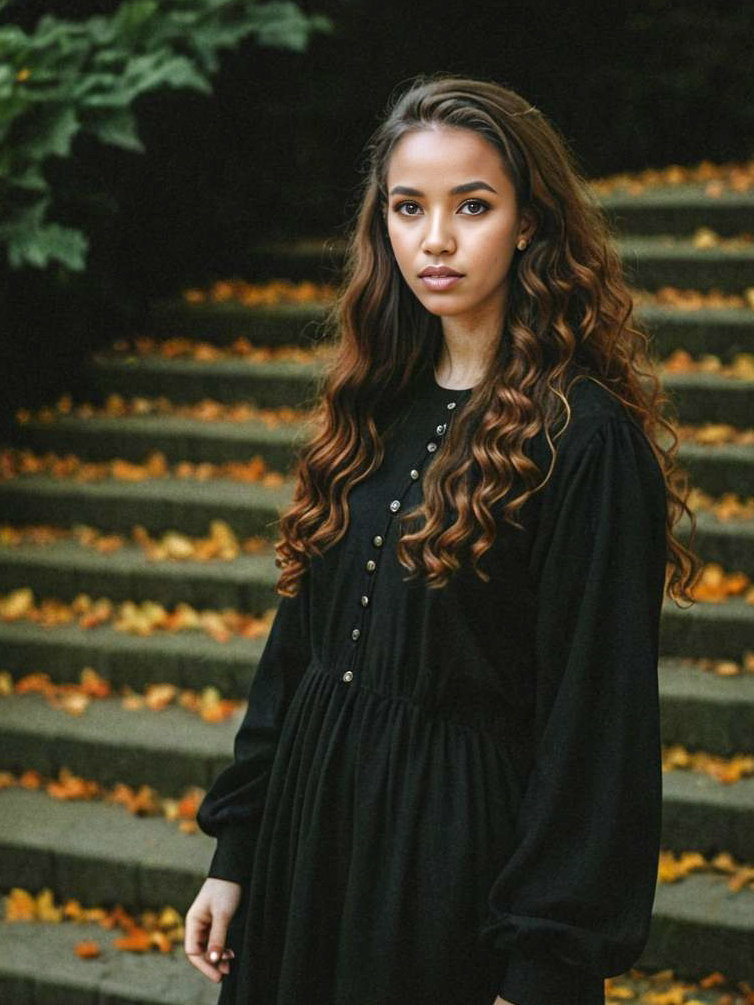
[8,412,309,472]
[660,597,754,663]
[639,871,754,986]
[671,510,754,575]
[598,184,754,236]
[144,296,330,343]
[0,539,280,610]
[619,237,754,292]
[0,917,219,1005]
[660,371,754,427]
[0,787,753,988]
[662,770,754,864]
[0,473,292,538]
[0,692,242,796]
[0,788,210,915]
[85,352,322,408]
[660,660,754,757]
[670,441,754,497]
[640,306,754,360]
[82,352,754,428]
[0,618,263,696]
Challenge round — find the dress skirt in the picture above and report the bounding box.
[215,652,526,1005]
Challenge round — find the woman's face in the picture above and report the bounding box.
[384,125,534,329]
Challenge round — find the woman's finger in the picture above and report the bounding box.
[186,949,223,983]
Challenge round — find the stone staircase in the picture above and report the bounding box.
[1,181,754,1003]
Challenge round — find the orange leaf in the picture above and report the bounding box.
[80,667,111,698]
[4,888,36,920]
[75,940,101,959]
[113,927,152,952]
[36,888,62,922]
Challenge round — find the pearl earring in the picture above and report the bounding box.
[517,238,528,251]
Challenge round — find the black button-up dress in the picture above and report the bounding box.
[195,367,668,1005]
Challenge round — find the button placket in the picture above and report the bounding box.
[415,399,457,475]
[342,396,460,684]
[343,514,392,682]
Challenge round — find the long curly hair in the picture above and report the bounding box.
[273,71,702,606]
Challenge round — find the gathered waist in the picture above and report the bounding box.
[302,652,533,767]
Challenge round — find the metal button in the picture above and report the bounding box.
[366,560,376,572]
[373,535,383,547]
[436,423,446,435]
[389,499,401,512]
[360,595,369,607]
[410,469,419,480]
[427,442,437,452]
[342,670,354,682]
[351,628,360,640]
[447,401,456,410]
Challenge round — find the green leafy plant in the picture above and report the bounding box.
[0,0,333,271]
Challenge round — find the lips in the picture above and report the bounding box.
[419,273,463,291]
[419,267,463,277]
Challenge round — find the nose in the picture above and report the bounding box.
[421,210,456,255]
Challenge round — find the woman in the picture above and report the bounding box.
[184,72,700,1005]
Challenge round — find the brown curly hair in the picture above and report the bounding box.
[273,71,702,606]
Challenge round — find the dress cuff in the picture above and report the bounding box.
[500,948,604,1005]
[205,822,255,884]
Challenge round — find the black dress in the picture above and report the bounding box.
[195,368,668,1005]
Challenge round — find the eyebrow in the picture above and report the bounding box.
[388,180,498,197]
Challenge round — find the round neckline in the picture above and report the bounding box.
[430,367,478,393]
[431,374,475,395]
[433,379,475,393]
[413,367,475,405]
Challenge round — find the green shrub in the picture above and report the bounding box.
[0,0,332,271]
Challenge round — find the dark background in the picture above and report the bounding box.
[2,0,753,429]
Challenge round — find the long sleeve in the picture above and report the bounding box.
[196,570,312,884]
[478,412,668,1005]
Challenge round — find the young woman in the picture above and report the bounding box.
[184,72,700,1005]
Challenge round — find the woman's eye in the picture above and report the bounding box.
[393,199,489,216]
[461,199,489,215]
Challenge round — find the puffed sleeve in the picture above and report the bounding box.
[196,570,312,884]
[478,412,668,1005]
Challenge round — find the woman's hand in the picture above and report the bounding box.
[184,877,242,983]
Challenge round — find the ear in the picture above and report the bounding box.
[518,207,537,243]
